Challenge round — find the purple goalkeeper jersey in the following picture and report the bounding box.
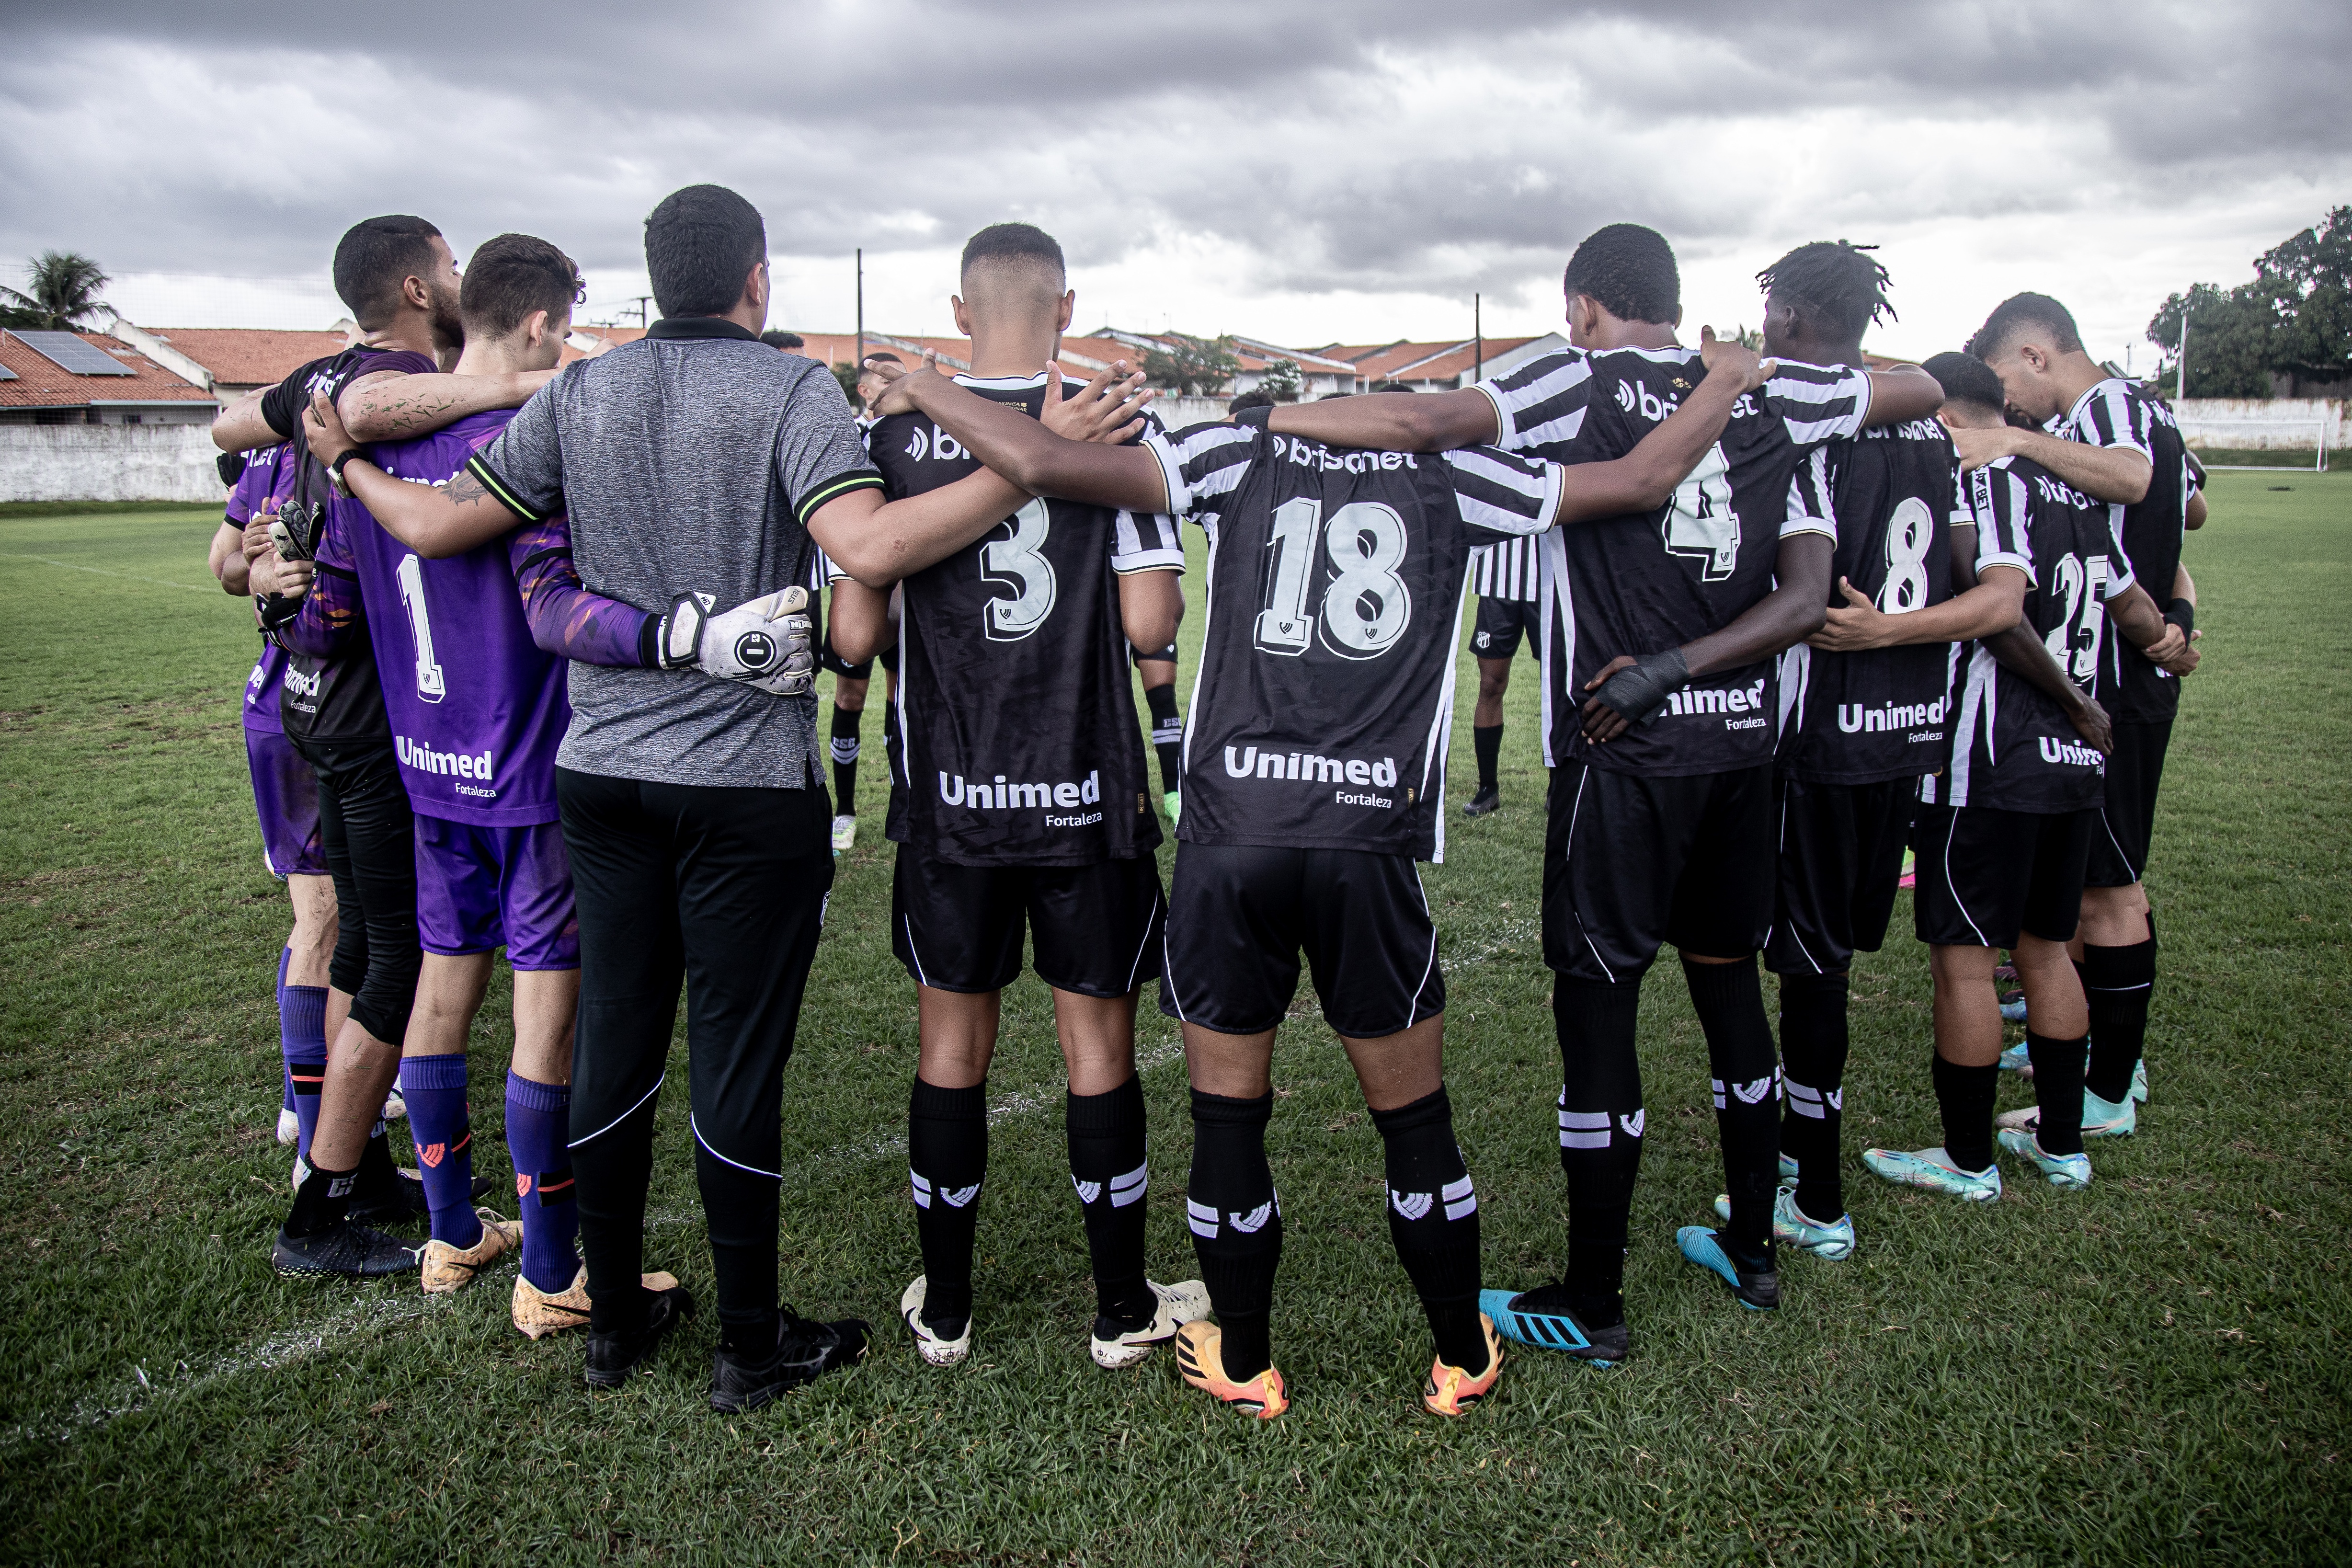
[228,444,297,735]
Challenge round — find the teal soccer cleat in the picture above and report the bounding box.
[1861,1145,2003,1202]
[1675,1227,1779,1310]
[1997,1128,2092,1190]
[1712,1187,1856,1260]
[1477,1285,1627,1365]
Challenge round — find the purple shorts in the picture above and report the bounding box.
[413,815,580,970]
[246,726,328,878]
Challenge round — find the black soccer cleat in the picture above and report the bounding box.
[349,1170,498,1226]
[272,1220,420,1280]
[709,1308,870,1414]
[583,1283,697,1388]
[1461,784,1502,818]
[1676,1226,1781,1310]
[1480,1283,1630,1364]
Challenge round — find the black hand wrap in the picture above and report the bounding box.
[2164,598,2194,638]
[1590,647,1691,728]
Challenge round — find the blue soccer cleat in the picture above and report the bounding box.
[1998,1128,2092,1190]
[1861,1145,2003,1202]
[1675,1226,1780,1310]
[1478,1286,1627,1366]
[1712,1188,1856,1260]
[2132,1058,2149,1104]
[1997,1041,2032,1072]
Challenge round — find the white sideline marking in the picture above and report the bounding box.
[0,552,213,592]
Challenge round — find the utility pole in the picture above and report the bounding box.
[855,248,865,386]
[2177,309,2188,404]
[1473,293,1483,385]
[628,295,650,328]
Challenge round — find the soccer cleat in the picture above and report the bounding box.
[1998,993,2029,1024]
[1997,1042,2033,1073]
[2132,1058,2149,1104]
[419,1208,522,1294]
[1163,790,1182,826]
[831,814,857,855]
[1711,1188,1857,1260]
[383,1077,407,1121]
[582,1283,696,1387]
[275,1107,300,1145]
[1998,1127,2093,1190]
[1422,1314,1504,1417]
[1995,1089,2136,1141]
[899,1275,971,1367]
[710,1308,871,1413]
[1090,1278,1211,1369]
[513,1263,683,1340]
[1778,1150,1800,1182]
[1861,1145,2003,1202]
[1173,1321,1288,1418]
[1676,1226,1780,1310]
[272,1219,419,1280]
[1477,1285,1627,1365]
[1461,784,1501,818]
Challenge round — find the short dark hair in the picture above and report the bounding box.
[1563,224,1678,325]
[332,216,445,329]
[1922,350,2006,413]
[1371,380,1420,393]
[643,185,765,318]
[1227,389,1275,414]
[859,349,902,367]
[760,329,804,349]
[1971,292,2083,360]
[960,222,1066,283]
[459,233,582,339]
[1757,240,1894,340]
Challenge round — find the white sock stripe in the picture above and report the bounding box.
[1443,1192,1478,1221]
[1560,1130,1610,1149]
[1110,1162,1149,1191]
[1440,1174,1475,1201]
[1559,1109,1610,1130]
[1786,1079,1825,1105]
[1185,1198,1218,1221]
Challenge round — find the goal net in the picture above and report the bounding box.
[2178,413,2333,471]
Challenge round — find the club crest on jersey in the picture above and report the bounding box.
[903,424,966,464]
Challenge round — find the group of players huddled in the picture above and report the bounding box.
[208,184,2201,1419]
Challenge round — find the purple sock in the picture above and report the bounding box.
[400,1053,480,1248]
[276,950,296,1113]
[280,953,329,1165]
[506,1071,578,1293]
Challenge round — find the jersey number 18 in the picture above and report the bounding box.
[1254,497,1413,660]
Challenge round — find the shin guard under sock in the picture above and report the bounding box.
[909,1077,988,1329]
[1776,970,1850,1221]
[1553,979,1643,1325]
[1686,956,1779,1269]
[1370,1087,1484,1371]
[1067,1075,1153,1325]
[2027,1030,2090,1156]
[829,703,862,817]
[2082,931,2155,1104]
[506,1071,578,1292]
[281,962,329,1164]
[1187,1088,1280,1379]
[400,1053,479,1248]
[1932,1054,1999,1174]
[1143,682,1184,798]
[1473,724,1503,792]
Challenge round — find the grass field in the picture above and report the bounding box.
[1,477,2347,1565]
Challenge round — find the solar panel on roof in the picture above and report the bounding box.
[14,330,135,376]
[0,363,16,381]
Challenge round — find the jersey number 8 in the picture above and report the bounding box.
[1255,496,1412,660]
[1878,496,1935,613]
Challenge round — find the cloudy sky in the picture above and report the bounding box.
[7,2,2346,368]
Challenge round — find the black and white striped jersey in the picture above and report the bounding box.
[867,372,1183,866]
[2051,378,2191,723]
[1921,455,2135,813]
[1468,534,1542,602]
[1775,417,1964,783]
[1475,347,1872,777]
[1143,420,1562,861]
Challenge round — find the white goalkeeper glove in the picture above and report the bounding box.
[661,586,817,697]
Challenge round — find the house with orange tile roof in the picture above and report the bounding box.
[1317,334,1568,393]
[0,329,220,425]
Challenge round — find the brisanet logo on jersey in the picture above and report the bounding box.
[940,769,1105,827]
[1224,745,1400,809]
[1665,676,1770,730]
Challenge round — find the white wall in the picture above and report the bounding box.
[2173,398,2346,452]
[0,424,225,502]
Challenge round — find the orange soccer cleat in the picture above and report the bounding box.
[1174,1320,1289,1419]
[1422,1314,1504,1417]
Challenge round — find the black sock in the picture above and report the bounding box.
[351,1118,402,1205]
[2082,930,2155,1103]
[2027,1030,2090,1156]
[1370,1086,1485,1370]
[1553,978,1643,1327]
[284,1156,358,1237]
[1144,682,1183,797]
[829,704,862,817]
[1685,956,1778,1271]
[1776,971,1850,1222]
[1067,1075,1153,1325]
[909,1077,987,1330]
[1188,1088,1280,1380]
[1932,1054,1999,1174]
[1473,723,1503,791]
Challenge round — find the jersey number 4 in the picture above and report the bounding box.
[396,552,446,704]
[1254,497,1412,660]
[1662,445,1738,581]
[981,498,1058,642]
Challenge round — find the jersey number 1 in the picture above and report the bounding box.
[1255,497,1411,659]
[396,552,446,704]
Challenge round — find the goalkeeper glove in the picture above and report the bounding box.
[661,586,818,697]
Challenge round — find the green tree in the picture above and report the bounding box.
[2146,206,2352,396]
[1256,357,1303,401]
[0,251,111,331]
[1140,332,1240,396]
[2146,282,2276,398]
[831,361,860,406]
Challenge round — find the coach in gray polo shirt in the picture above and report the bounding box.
[454,186,1058,1410]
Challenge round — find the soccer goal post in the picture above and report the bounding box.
[2179,414,2332,471]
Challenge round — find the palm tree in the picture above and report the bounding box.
[1,252,111,331]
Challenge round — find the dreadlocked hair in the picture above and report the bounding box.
[1757,240,1894,341]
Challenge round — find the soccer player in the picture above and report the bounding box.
[867,323,1775,1417]
[822,350,908,853]
[1133,640,1186,824]
[1863,352,2187,1198]
[1958,295,2200,1132]
[1249,225,1943,1362]
[833,223,1206,1370]
[1459,528,1541,818]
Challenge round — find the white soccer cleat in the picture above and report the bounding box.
[382,1074,407,1122]
[900,1275,971,1367]
[831,815,858,855]
[1091,1278,1213,1369]
[275,1107,300,1146]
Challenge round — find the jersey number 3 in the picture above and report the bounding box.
[396,552,446,704]
[1663,445,1738,581]
[981,498,1058,642]
[1255,497,1412,660]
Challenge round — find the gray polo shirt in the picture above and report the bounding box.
[468,318,880,789]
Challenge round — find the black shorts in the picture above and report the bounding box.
[1158,842,1443,1038]
[821,638,900,682]
[2085,719,2172,887]
[891,842,1165,998]
[1912,802,2094,950]
[1469,595,1541,663]
[1765,774,1918,976]
[1543,762,1774,983]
